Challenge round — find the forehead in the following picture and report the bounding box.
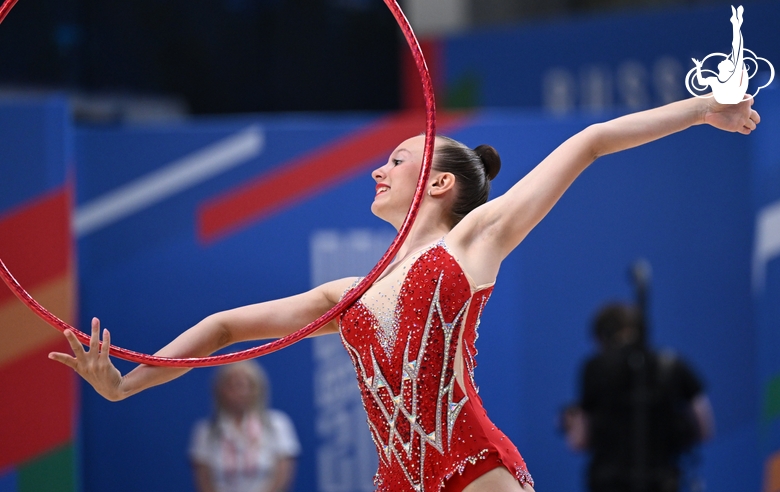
[392,135,439,155]
[221,367,255,381]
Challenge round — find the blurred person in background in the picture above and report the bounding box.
[189,361,300,492]
[562,302,714,492]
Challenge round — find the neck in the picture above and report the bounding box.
[390,205,453,260]
[221,408,254,425]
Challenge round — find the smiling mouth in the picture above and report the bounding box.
[375,186,389,195]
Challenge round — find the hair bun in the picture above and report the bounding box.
[474,144,501,180]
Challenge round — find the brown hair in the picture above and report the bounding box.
[434,136,501,224]
[213,360,269,417]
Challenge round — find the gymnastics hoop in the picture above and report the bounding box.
[0,0,436,367]
[0,0,17,25]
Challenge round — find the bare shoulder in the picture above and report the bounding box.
[309,277,360,336]
[316,276,362,304]
[444,201,505,287]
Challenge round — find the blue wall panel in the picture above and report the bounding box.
[751,88,780,488]
[72,103,770,491]
[443,1,780,113]
[510,117,757,491]
[75,116,381,492]
[0,97,71,211]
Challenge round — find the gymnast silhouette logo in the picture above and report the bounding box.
[685,5,774,104]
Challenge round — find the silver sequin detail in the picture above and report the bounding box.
[465,295,489,394]
[340,271,471,492]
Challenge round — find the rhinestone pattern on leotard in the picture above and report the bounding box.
[339,240,533,492]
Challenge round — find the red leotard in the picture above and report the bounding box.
[339,239,533,492]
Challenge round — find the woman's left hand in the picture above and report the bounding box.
[702,96,760,135]
[49,317,126,401]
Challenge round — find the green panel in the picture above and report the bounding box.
[18,444,75,492]
[446,72,481,109]
[764,375,780,424]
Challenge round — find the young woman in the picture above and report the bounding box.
[190,361,300,492]
[50,95,759,492]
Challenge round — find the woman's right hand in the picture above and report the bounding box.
[49,317,126,402]
[701,95,758,135]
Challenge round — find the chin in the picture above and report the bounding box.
[370,202,397,226]
[371,201,387,220]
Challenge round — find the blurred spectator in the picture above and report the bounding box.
[562,302,714,492]
[190,361,300,492]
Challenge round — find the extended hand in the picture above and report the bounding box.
[691,58,702,67]
[49,317,126,402]
[703,95,760,135]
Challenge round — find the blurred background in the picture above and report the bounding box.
[0,0,779,491]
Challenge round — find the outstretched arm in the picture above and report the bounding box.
[452,96,759,272]
[49,277,355,401]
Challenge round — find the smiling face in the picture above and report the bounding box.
[371,135,428,227]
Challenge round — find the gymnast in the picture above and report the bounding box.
[50,94,759,492]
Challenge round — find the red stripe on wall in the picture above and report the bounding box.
[197,111,469,243]
[0,189,71,305]
[402,40,444,110]
[0,339,76,470]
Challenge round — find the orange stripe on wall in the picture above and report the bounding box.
[0,272,74,367]
[766,450,780,492]
[0,189,71,305]
[197,111,470,243]
[0,339,76,470]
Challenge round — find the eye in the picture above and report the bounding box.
[393,159,403,166]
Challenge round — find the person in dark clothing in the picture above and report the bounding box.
[563,303,714,492]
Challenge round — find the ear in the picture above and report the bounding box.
[429,172,456,196]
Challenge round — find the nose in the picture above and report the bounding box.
[372,165,387,182]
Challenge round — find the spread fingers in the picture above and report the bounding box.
[63,329,86,358]
[89,317,101,352]
[48,351,78,369]
[100,329,111,360]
